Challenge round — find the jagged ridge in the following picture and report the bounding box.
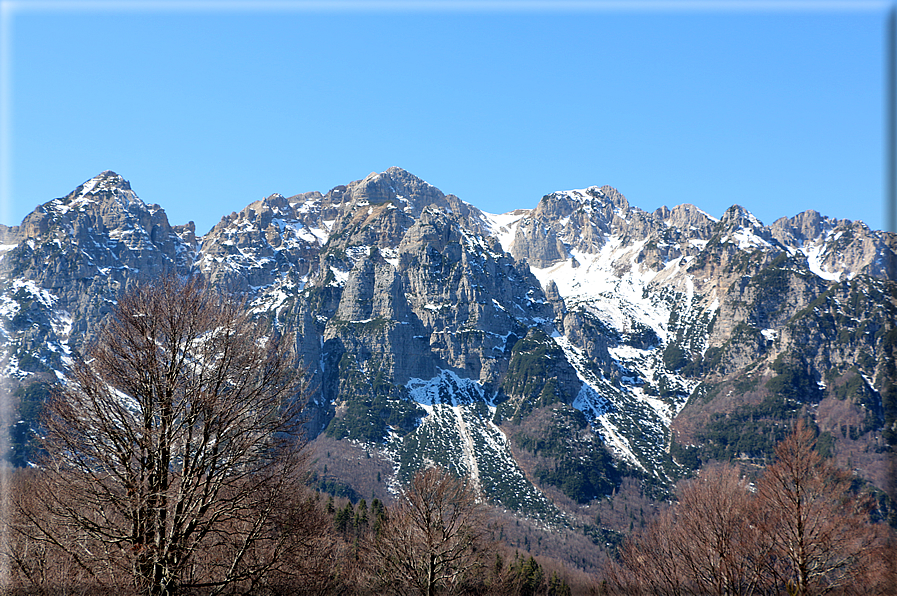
[2,167,894,530]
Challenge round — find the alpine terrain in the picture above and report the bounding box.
[2,168,895,558]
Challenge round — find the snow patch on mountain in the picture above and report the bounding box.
[5,279,59,311]
[531,238,672,344]
[802,236,843,282]
[722,228,772,250]
[481,210,527,252]
[407,369,495,407]
[593,416,646,472]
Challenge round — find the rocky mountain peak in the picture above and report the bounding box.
[233,193,293,227]
[719,204,763,229]
[12,171,175,250]
[351,171,402,204]
[769,209,833,245]
[84,169,131,191]
[8,171,172,246]
[662,203,718,234]
[592,184,630,210]
[344,168,447,213]
[62,171,142,211]
[504,185,638,268]
[534,185,629,221]
[4,167,895,536]
[708,204,780,252]
[0,171,195,359]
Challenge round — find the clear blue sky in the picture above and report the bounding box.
[0,1,891,235]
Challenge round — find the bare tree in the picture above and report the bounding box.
[607,464,765,596]
[605,422,886,596]
[7,468,116,594]
[605,506,684,596]
[756,419,878,596]
[14,275,308,596]
[670,464,769,596]
[369,467,492,596]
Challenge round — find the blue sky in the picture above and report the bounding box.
[0,1,891,235]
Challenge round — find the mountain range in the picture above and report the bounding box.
[2,167,895,543]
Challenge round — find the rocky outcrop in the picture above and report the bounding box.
[3,167,894,522]
[0,171,195,355]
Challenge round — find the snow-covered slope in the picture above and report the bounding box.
[3,168,894,530]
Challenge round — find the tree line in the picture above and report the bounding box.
[602,420,895,596]
[3,275,894,595]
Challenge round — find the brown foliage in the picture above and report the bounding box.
[608,464,767,596]
[605,421,888,596]
[756,420,879,596]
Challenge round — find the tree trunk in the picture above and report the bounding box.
[427,552,436,596]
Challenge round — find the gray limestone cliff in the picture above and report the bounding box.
[3,167,894,527]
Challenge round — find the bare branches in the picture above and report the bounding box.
[606,421,887,596]
[608,464,763,596]
[369,467,493,596]
[757,420,878,596]
[17,274,309,596]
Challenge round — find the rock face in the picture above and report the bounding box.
[0,172,195,364]
[3,167,895,525]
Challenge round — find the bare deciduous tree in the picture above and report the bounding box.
[608,464,765,596]
[14,275,309,596]
[603,506,684,596]
[369,467,492,596]
[606,422,884,596]
[757,419,877,596]
[671,464,770,596]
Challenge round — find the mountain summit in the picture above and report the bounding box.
[2,168,894,541]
